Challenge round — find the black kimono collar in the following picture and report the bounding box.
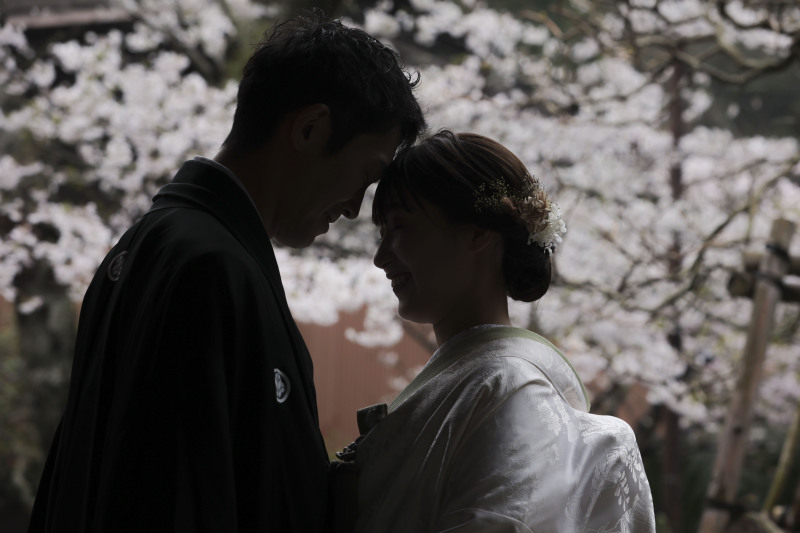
[149,161,318,418]
[151,160,284,291]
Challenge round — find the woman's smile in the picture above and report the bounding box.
[385,271,412,291]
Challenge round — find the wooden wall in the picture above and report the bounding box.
[298,310,433,454]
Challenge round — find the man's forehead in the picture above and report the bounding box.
[371,155,390,174]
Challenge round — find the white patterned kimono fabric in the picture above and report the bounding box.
[354,326,656,533]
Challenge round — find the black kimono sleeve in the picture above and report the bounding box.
[31,241,329,532]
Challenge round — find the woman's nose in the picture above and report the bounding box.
[373,234,391,268]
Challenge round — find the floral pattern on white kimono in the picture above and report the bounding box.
[354,326,656,533]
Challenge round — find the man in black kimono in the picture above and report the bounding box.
[28,13,425,533]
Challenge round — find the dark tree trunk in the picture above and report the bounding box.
[661,53,688,533]
[13,261,75,504]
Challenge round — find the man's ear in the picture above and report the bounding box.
[290,103,331,153]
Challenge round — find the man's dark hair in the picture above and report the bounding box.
[223,12,426,154]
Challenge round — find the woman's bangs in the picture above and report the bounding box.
[372,164,425,225]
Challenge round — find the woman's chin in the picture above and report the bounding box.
[397,303,433,325]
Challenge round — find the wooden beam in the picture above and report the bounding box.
[728,271,800,303]
[743,250,800,277]
[6,7,131,30]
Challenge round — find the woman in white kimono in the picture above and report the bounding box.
[335,131,656,532]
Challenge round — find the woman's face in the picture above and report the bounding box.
[373,197,477,325]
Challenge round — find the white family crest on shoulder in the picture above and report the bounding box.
[274,368,291,404]
[107,250,128,281]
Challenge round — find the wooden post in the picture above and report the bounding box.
[762,402,800,518]
[699,218,796,533]
[789,475,800,528]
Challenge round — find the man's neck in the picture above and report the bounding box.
[214,144,284,236]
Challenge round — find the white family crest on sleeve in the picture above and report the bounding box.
[274,368,291,404]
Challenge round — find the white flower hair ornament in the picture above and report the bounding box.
[527,202,567,253]
[474,177,567,255]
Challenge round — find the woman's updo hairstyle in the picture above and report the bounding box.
[373,130,555,302]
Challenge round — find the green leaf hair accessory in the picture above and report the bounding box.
[474,177,567,255]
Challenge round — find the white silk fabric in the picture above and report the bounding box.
[354,326,656,533]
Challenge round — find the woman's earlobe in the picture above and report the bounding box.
[469,226,500,254]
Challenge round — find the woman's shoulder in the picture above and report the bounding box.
[435,345,578,420]
[575,410,640,449]
[482,332,590,411]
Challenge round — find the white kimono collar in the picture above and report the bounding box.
[389,326,590,413]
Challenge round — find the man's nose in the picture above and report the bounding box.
[342,188,367,219]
